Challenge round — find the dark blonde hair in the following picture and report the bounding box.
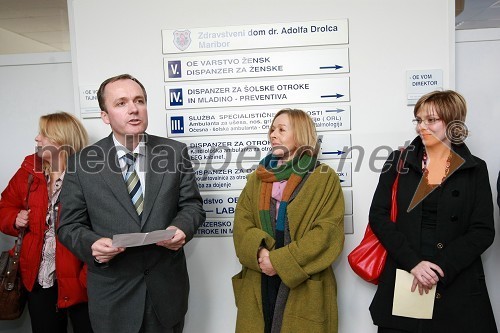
[414,90,467,123]
[268,108,319,156]
[413,90,468,143]
[39,112,88,169]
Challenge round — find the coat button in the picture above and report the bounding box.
[452,190,460,197]
[436,243,444,249]
[436,292,441,299]
[64,296,69,301]
[144,269,150,275]
[450,215,458,222]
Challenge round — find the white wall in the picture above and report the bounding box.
[455,28,500,315]
[0,52,75,332]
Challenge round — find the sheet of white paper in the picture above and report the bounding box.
[392,269,436,319]
[112,229,176,247]
[144,229,176,244]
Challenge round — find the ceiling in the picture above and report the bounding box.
[0,0,500,55]
[0,0,69,55]
[456,0,500,29]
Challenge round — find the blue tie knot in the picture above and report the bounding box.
[123,153,137,166]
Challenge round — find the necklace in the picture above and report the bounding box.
[422,149,452,186]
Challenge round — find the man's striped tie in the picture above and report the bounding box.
[123,153,144,218]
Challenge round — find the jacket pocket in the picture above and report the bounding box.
[231,270,244,307]
[286,278,325,323]
[469,273,485,296]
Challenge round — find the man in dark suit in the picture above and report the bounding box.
[57,74,205,333]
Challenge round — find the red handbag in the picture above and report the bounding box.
[347,156,403,284]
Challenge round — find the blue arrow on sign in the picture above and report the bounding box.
[321,94,344,99]
[319,65,343,70]
[322,150,345,155]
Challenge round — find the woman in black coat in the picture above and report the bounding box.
[369,90,497,333]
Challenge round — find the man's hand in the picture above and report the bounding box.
[156,226,186,251]
[91,238,125,263]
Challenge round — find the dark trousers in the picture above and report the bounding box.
[139,291,184,333]
[378,323,423,333]
[28,282,93,333]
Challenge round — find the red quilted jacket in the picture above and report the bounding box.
[0,154,88,308]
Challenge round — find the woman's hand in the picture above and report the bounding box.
[410,260,444,289]
[411,277,434,295]
[15,209,30,229]
[258,247,277,276]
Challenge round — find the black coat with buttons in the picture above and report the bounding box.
[497,170,500,210]
[368,136,497,333]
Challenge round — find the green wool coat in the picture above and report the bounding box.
[232,164,345,333]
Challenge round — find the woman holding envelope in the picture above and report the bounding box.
[368,90,497,332]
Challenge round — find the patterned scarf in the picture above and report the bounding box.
[256,153,317,240]
[257,153,316,333]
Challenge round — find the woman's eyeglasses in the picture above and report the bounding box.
[412,118,441,126]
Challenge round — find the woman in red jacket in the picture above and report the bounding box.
[0,112,92,333]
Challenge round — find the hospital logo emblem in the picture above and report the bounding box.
[173,30,191,51]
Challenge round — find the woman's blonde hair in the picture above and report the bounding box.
[268,108,319,156]
[39,112,88,169]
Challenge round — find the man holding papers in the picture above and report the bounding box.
[58,74,205,333]
[112,229,177,248]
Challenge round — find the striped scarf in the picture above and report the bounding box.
[256,153,316,239]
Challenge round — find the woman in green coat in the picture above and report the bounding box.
[232,108,345,333]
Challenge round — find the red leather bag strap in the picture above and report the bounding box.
[5,174,34,290]
[390,149,404,222]
[15,173,33,248]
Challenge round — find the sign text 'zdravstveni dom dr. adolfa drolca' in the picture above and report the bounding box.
[162,19,348,54]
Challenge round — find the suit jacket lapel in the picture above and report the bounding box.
[141,135,167,227]
[99,134,142,226]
